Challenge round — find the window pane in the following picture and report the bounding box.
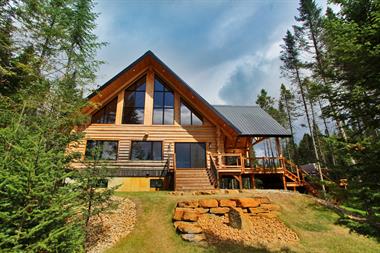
[164,109,174,125]
[102,141,118,160]
[180,103,191,125]
[124,91,135,107]
[191,143,206,168]
[152,142,162,160]
[192,113,203,126]
[175,143,191,168]
[154,92,164,107]
[131,141,162,160]
[154,79,164,92]
[85,140,97,159]
[164,92,174,108]
[123,108,144,124]
[153,109,163,124]
[135,91,145,107]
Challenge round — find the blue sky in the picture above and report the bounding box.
[93,0,331,140]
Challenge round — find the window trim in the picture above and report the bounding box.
[130,141,163,161]
[152,76,174,125]
[180,100,203,126]
[85,140,119,161]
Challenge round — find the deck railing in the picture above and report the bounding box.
[207,153,219,188]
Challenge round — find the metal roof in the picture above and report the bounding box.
[212,105,291,137]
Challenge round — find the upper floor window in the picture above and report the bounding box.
[153,77,174,125]
[180,101,203,126]
[123,76,146,124]
[91,97,117,124]
[85,140,118,160]
[130,141,162,160]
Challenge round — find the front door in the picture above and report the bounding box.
[175,142,206,169]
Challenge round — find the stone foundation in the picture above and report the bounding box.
[172,197,280,242]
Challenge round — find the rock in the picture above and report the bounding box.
[176,207,195,212]
[198,199,218,208]
[181,233,206,242]
[210,207,230,214]
[177,222,203,234]
[182,211,199,221]
[219,199,236,207]
[173,221,189,229]
[260,203,280,211]
[225,189,240,194]
[199,191,213,195]
[177,200,198,208]
[169,191,184,196]
[248,207,269,214]
[195,208,209,214]
[173,209,184,221]
[228,207,253,231]
[236,198,261,208]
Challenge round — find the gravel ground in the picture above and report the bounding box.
[197,214,299,249]
[86,197,136,253]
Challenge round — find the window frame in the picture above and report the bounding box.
[180,100,203,126]
[85,140,119,161]
[122,76,146,124]
[91,97,118,124]
[152,76,174,125]
[130,141,163,161]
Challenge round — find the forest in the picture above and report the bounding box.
[0,0,379,251]
[255,0,379,237]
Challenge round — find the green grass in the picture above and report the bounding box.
[105,191,380,253]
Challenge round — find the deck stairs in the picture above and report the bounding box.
[175,169,215,191]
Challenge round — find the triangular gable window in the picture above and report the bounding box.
[91,97,117,124]
[180,100,203,126]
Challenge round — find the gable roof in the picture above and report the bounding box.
[212,105,291,137]
[86,51,291,138]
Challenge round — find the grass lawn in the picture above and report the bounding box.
[106,191,380,253]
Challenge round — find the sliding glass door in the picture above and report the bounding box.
[175,143,206,169]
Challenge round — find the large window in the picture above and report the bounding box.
[130,141,162,160]
[175,143,206,168]
[85,140,118,160]
[91,97,117,124]
[122,76,146,124]
[153,77,174,124]
[180,101,203,126]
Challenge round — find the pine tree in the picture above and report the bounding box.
[280,29,326,195]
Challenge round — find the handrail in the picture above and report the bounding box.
[207,153,219,188]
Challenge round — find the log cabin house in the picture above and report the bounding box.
[74,51,306,192]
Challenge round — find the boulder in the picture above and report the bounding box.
[177,200,198,208]
[236,198,261,208]
[248,207,269,214]
[173,221,189,229]
[219,199,236,207]
[194,208,209,214]
[255,197,271,204]
[173,209,184,221]
[181,233,206,242]
[228,208,253,231]
[210,207,230,214]
[177,222,203,234]
[182,211,199,221]
[198,199,218,208]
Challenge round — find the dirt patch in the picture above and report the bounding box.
[198,214,299,249]
[86,197,136,253]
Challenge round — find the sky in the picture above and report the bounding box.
[93,0,331,141]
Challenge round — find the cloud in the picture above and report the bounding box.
[218,40,284,105]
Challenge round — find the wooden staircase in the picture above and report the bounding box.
[175,169,215,191]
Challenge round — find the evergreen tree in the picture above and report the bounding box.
[0,0,105,251]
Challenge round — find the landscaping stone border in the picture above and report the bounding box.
[172,197,280,242]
